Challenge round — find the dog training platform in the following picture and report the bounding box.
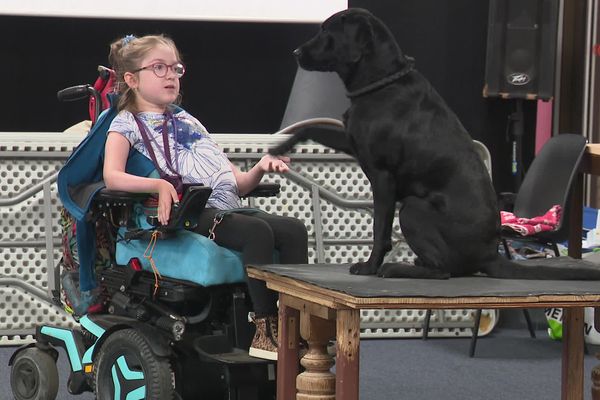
[247,262,600,400]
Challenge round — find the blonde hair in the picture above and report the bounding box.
[108,34,183,112]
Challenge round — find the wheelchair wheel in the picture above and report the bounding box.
[94,329,175,400]
[10,347,59,400]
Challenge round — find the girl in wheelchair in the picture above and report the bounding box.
[103,34,308,361]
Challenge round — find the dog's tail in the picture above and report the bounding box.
[480,255,600,280]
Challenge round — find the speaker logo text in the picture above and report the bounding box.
[507,73,531,86]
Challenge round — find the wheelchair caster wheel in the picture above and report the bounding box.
[95,329,175,400]
[10,348,59,400]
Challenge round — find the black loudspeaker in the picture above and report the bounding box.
[484,0,560,100]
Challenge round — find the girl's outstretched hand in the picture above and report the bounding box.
[258,154,291,173]
[230,154,291,196]
[157,179,179,225]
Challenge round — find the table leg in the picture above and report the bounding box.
[278,298,300,400]
[297,312,336,399]
[562,307,585,400]
[335,309,360,400]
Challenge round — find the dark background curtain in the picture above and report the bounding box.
[0,16,317,134]
[348,0,538,193]
[1,1,540,192]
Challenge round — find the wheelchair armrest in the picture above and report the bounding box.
[95,188,149,203]
[147,185,213,230]
[243,183,281,198]
[498,192,517,212]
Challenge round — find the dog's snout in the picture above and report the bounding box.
[293,48,302,58]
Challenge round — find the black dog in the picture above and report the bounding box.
[271,8,600,280]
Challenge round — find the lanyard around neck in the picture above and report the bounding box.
[133,112,179,177]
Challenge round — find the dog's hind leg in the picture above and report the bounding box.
[377,262,450,279]
[270,125,356,156]
[391,197,455,277]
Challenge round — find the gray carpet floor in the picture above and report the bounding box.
[0,325,598,400]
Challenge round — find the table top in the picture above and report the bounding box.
[248,262,600,310]
[586,143,600,155]
[585,144,600,173]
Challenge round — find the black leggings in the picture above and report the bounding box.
[194,209,308,316]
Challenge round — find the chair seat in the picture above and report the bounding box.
[116,227,246,287]
[501,228,563,244]
[114,200,246,287]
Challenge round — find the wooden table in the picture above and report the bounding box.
[246,143,600,400]
[570,145,600,334]
[248,264,600,400]
[569,144,600,259]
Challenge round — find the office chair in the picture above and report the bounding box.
[472,133,587,357]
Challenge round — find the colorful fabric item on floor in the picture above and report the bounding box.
[500,205,561,236]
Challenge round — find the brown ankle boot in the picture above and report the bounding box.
[249,315,278,361]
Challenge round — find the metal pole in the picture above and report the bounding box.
[311,185,325,263]
[43,182,58,296]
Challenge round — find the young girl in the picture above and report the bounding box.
[103,34,308,361]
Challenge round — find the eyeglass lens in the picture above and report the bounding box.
[152,63,185,78]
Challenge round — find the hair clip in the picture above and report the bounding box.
[122,34,137,46]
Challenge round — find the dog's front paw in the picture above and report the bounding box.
[349,261,377,275]
[268,143,290,156]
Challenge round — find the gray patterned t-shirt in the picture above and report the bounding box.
[109,109,241,210]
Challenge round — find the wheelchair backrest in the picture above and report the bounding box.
[89,66,117,124]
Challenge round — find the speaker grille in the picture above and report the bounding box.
[484,0,559,100]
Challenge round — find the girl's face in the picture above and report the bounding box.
[125,44,181,113]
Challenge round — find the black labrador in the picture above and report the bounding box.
[270,8,600,280]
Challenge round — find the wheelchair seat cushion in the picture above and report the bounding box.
[116,228,246,286]
[115,204,246,286]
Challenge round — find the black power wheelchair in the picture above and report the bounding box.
[9,67,278,400]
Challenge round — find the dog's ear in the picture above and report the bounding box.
[343,15,375,63]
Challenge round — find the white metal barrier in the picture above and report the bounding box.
[0,131,495,345]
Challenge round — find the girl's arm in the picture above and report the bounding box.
[231,154,291,196]
[104,132,179,225]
